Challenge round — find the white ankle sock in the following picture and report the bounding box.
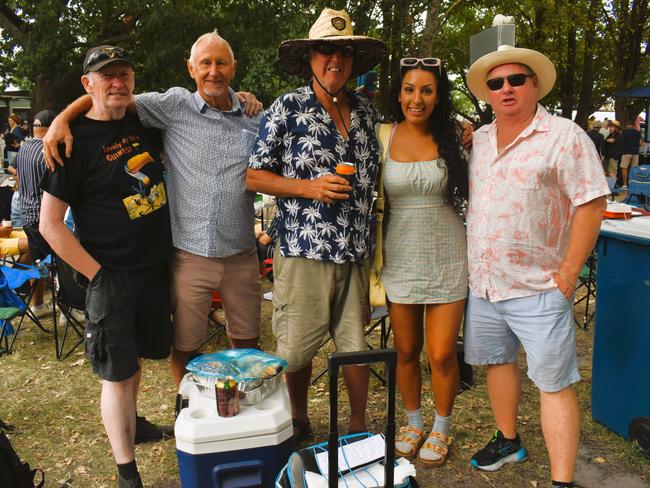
[405,408,424,431]
[432,412,451,436]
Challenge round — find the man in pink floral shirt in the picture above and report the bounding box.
[464,45,608,488]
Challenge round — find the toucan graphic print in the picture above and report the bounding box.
[121,142,167,220]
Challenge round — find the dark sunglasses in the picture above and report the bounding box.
[86,46,129,66]
[312,43,355,58]
[486,73,535,91]
[400,57,442,74]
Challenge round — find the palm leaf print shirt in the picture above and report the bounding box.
[249,85,381,264]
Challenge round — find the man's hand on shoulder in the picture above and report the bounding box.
[236,91,263,116]
[461,121,474,149]
[43,116,74,170]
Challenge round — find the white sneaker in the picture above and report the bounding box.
[29,302,51,319]
[263,291,273,301]
[58,309,85,325]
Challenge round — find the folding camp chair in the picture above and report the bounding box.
[0,259,51,354]
[574,251,597,330]
[0,268,27,356]
[624,166,650,207]
[201,291,226,348]
[605,176,627,200]
[51,255,86,360]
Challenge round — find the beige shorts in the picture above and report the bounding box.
[272,245,370,372]
[606,157,619,175]
[171,248,261,351]
[620,154,639,169]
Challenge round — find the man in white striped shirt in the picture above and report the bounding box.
[16,109,57,316]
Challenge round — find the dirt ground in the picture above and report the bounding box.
[0,280,648,487]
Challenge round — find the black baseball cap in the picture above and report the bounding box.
[83,45,134,74]
[33,110,58,128]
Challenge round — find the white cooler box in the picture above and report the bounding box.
[175,373,294,487]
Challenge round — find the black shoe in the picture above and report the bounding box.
[470,430,527,471]
[118,473,143,488]
[134,415,174,444]
[292,418,313,442]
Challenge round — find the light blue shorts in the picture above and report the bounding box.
[464,288,580,393]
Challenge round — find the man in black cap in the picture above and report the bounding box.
[39,45,173,488]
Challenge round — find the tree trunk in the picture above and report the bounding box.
[377,0,394,114]
[558,0,577,119]
[377,0,409,116]
[612,0,649,125]
[419,1,442,57]
[32,71,83,112]
[390,0,410,78]
[574,0,600,128]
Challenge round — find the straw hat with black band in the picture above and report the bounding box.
[277,8,386,80]
[466,44,556,103]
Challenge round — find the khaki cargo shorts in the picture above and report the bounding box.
[272,245,370,373]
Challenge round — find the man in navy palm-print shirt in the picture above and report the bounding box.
[247,8,386,440]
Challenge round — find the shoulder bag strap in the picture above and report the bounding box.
[374,123,396,274]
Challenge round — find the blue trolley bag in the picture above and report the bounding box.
[275,348,418,487]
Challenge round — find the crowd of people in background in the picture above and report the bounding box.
[586,116,646,188]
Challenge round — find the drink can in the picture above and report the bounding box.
[335,162,355,185]
[215,377,239,417]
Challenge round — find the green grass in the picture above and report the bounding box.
[1,284,648,487]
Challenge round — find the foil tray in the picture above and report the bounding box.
[189,371,283,405]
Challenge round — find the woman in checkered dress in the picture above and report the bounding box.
[381,57,468,466]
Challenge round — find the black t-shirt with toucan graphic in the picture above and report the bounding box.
[40,114,172,271]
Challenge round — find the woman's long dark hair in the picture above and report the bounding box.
[389,64,469,213]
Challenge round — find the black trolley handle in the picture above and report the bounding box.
[327,348,397,488]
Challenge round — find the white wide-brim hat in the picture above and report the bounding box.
[467,45,556,102]
[278,8,386,80]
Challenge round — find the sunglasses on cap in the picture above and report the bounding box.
[400,57,442,74]
[486,73,535,91]
[312,42,355,58]
[85,46,130,67]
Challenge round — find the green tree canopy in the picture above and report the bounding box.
[1,0,648,126]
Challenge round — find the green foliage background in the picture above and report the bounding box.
[0,0,648,126]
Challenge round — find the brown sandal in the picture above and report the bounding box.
[417,431,452,466]
[395,425,426,459]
